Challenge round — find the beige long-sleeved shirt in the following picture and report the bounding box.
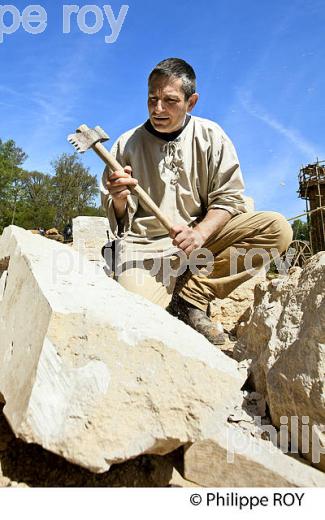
[100,115,247,260]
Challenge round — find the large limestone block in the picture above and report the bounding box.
[72,216,109,262]
[234,253,325,471]
[0,226,244,473]
[183,425,325,487]
[0,271,7,303]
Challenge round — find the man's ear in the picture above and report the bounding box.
[187,93,199,112]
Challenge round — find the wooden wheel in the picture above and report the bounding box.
[286,240,313,268]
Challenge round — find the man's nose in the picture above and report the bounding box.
[154,99,164,112]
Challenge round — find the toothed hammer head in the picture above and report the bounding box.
[67,124,109,153]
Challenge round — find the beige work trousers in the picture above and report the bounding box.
[117,211,293,311]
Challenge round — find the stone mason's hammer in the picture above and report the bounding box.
[67,124,173,232]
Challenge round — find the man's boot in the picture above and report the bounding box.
[166,294,226,346]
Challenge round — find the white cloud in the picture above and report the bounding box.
[238,90,321,158]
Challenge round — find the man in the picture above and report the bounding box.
[100,58,292,345]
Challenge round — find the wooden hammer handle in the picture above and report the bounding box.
[93,141,173,232]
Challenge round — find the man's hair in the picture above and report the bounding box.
[148,58,196,100]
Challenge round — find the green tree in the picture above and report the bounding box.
[81,206,106,217]
[0,139,27,232]
[0,154,12,202]
[0,154,13,231]
[291,219,309,241]
[1,141,104,235]
[13,171,56,230]
[50,153,99,230]
[0,139,27,167]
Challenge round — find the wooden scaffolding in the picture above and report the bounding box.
[298,160,325,253]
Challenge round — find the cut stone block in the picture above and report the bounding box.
[72,216,109,262]
[0,225,244,473]
[0,271,7,302]
[183,425,325,487]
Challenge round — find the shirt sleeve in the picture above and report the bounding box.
[207,132,247,216]
[99,138,138,241]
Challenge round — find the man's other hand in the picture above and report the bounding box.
[106,166,138,201]
[170,225,205,256]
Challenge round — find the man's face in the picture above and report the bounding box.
[148,75,198,133]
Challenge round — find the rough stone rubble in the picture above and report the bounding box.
[0,223,324,486]
[234,253,325,473]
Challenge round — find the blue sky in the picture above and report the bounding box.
[0,0,324,219]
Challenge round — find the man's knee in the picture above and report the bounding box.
[261,211,293,253]
[117,265,174,308]
[118,268,148,292]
